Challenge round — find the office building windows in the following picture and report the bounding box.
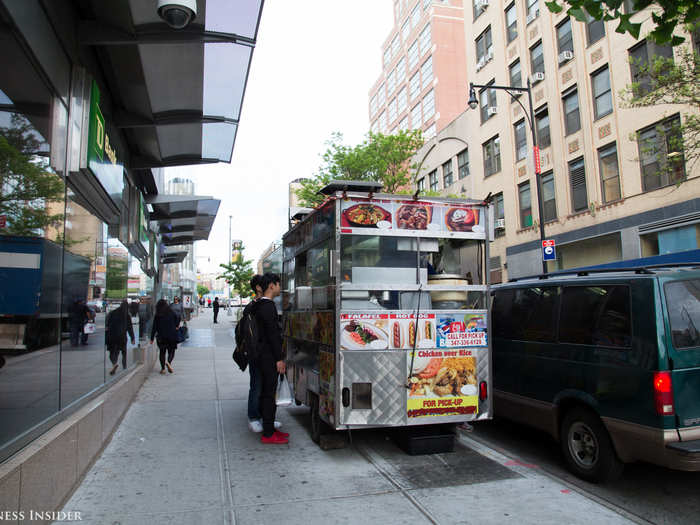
[419,24,432,56]
[483,135,501,176]
[422,89,435,120]
[396,57,406,82]
[378,111,387,133]
[629,40,674,96]
[397,86,407,114]
[569,157,588,212]
[411,4,421,28]
[458,148,469,179]
[443,159,453,187]
[530,41,544,74]
[391,35,400,59]
[541,171,557,222]
[514,120,527,161]
[535,107,550,149]
[557,18,573,54]
[383,47,391,69]
[429,169,439,191]
[562,88,580,135]
[424,0,432,10]
[421,56,433,89]
[476,26,493,64]
[402,20,411,42]
[638,114,685,191]
[519,181,532,227]
[411,102,422,129]
[592,66,612,119]
[408,40,419,70]
[370,94,378,117]
[399,115,409,131]
[424,122,436,139]
[377,83,385,107]
[387,69,396,96]
[409,71,420,100]
[417,177,425,192]
[388,97,398,123]
[505,3,518,43]
[479,84,497,123]
[598,143,621,203]
[527,0,539,21]
[586,12,605,45]
[509,60,522,89]
[494,192,505,237]
[473,0,487,20]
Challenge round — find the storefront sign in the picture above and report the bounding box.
[87,81,124,200]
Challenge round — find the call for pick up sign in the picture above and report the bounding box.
[436,314,487,348]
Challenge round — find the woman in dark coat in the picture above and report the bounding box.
[106,300,135,375]
[150,299,179,374]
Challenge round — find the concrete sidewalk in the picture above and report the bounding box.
[58,314,637,525]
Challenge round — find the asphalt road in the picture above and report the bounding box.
[469,418,700,525]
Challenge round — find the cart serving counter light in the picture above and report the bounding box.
[282,181,493,443]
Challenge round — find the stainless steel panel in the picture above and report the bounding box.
[339,351,407,426]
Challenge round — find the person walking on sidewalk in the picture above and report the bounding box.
[213,297,220,323]
[106,300,135,375]
[170,296,184,325]
[150,299,179,374]
[253,273,289,444]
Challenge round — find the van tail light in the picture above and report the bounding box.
[653,371,674,416]
[479,381,488,401]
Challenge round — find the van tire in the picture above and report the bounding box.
[560,408,624,483]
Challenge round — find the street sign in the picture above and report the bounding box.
[542,239,556,261]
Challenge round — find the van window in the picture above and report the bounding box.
[493,287,559,342]
[665,279,700,349]
[559,286,631,347]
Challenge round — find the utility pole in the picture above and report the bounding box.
[228,215,232,300]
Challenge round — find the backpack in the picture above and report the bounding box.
[233,304,260,371]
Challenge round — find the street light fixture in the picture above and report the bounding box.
[467,80,548,274]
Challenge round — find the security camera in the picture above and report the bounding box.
[157,0,197,29]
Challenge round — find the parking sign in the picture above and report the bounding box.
[542,239,556,261]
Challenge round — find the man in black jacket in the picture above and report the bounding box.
[106,300,135,375]
[213,297,220,323]
[254,273,289,444]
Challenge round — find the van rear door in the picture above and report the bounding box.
[662,277,700,432]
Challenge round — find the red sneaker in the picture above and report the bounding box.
[261,433,288,444]
[274,430,290,438]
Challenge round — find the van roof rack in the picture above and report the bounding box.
[508,262,700,283]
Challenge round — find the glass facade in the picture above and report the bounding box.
[0,22,155,460]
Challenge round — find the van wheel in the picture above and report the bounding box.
[310,393,326,444]
[560,408,623,483]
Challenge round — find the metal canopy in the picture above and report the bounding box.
[318,180,384,195]
[160,250,188,265]
[77,0,263,180]
[147,194,220,245]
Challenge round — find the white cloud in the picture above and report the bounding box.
[165,1,393,274]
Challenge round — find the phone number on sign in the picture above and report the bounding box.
[438,333,487,347]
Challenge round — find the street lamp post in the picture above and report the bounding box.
[228,215,232,300]
[468,80,548,274]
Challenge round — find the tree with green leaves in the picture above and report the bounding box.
[218,246,255,298]
[0,114,65,237]
[620,33,699,184]
[545,1,700,45]
[295,130,424,208]
[196,284,210,298]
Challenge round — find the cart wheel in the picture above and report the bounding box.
[560,407,623,483]
[310,393,326,444]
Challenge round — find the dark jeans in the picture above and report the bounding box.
[247,359,262,421]
[213,309,219,323]
[70,324,88,346]
[108,344,127,368]
[157,339,177,369]
[258,355,278,437]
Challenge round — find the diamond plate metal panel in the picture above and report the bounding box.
[339,351,407,426]
[475,347,491,419]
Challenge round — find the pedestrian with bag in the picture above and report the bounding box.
[69,298,91,347]
[106,300,135,375]
[213,297,220,323]
[150,298,179,374]
[253,273,289,444]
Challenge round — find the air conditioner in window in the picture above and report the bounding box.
[530,72,545,83]
[476,0,489,11]
[487,48,494,61]
[558,50,574,63]
[487,106,498,116]
[494,218,505,230]
[526,12,537,24]
[476,57,486,71]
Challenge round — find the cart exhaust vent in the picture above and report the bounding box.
[352,383,372,409]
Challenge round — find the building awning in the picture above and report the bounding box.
[160,250,189,265]
[147,194,220,246]
[76,0,264,186]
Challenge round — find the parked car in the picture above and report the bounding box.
[491,265,700,482]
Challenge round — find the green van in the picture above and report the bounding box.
[491,266,700,482]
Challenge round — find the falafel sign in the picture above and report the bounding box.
[339,198,486,239]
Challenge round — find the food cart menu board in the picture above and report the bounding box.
[339,312,487,351]
[340,199,486,239]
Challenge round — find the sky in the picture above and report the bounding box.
[165,1,394,274]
